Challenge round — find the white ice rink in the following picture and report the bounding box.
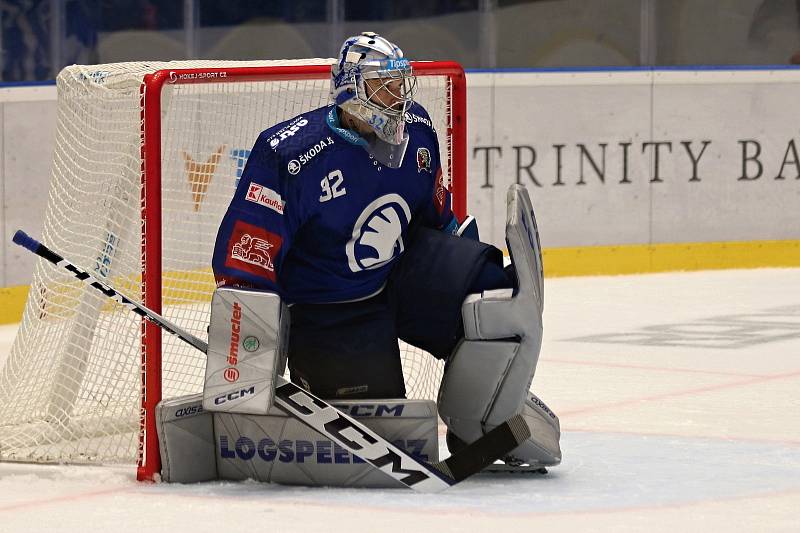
[1,268,799,532]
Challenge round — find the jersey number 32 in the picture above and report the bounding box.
[320,170,347,203]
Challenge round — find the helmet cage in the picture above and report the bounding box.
[356,65,417,117]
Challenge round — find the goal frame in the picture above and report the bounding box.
[137,61,467,481]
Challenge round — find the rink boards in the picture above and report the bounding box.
[0,68,799,319]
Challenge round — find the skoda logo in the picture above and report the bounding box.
[243,336,260,352]
[346,194,412,272]
[287,160,301,175]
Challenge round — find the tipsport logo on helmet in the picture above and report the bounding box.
[346,194,412,272]
[382,58,410,70]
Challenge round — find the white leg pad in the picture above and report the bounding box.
[157,394,440,487]
[437,339,522,438]
[512,393,561,466]
[438,184,561,466]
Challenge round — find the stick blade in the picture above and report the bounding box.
[433,414,531,483]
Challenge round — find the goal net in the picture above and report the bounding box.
[0,59,466,480]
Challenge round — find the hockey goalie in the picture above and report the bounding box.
[157,32,561,487]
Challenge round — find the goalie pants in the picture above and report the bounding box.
[287,227,507,399]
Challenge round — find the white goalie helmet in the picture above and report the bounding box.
[331,32,417,145]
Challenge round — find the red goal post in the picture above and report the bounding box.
[137,62,467,481]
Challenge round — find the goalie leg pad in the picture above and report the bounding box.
[157,394,439,487]
[437,338,522,438]
[203,287,289,415]
[438,184,560,466]
[215,399,438,488]
[437,334,547,449]
[510,393,561,466]
[157,395,217,483]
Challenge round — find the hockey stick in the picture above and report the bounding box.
[14,229,531,492]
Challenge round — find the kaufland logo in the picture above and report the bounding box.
[246,183,285,215]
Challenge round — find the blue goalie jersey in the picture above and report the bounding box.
[212,103,454,304]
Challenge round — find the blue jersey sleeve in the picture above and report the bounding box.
[412,107,455,231]
[429,144,456,231]
[212,132,304,295]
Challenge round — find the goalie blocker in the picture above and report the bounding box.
[202,287,289,416]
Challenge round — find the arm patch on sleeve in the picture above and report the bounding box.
[224,220,284,282]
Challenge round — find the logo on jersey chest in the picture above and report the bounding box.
[288,137,334,175]
[416,147,431,173]
[346,194,412,273]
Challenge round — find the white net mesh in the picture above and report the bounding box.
[0,59,457,465]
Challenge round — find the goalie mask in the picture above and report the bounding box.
[331,32,416,145]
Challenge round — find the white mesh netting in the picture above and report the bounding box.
[0,59,457,465]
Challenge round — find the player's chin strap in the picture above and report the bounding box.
[437,183,561,467]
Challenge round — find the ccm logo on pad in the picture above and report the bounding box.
[214,386,256,405]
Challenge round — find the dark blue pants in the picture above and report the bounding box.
[287,227,507,399]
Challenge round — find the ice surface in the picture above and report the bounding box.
[1,268,798,532]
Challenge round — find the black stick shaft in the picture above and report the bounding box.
[13,230,209,354]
